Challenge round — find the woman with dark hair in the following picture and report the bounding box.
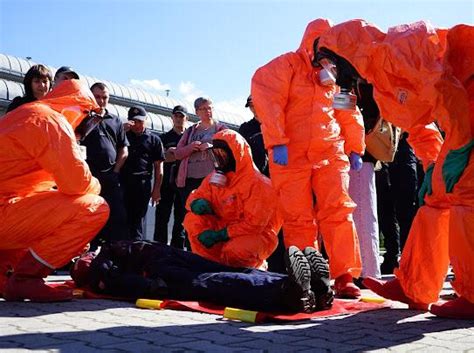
[6,64,53,113]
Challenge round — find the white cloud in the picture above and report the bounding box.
[178,81,205,107]
[129,78,251,124]
[129,79,171,93]
[214,97,252,123]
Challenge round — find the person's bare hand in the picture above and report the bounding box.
[123,121,134,132]
[190,141,202,151]
[199,142,213,151]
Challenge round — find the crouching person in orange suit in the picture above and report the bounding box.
[183,130,281,269]
[0,79,110,302]
[317,20,474,319]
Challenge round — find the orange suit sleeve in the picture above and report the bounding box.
[335,107,366,155]
[251,54,295,149]
[406,123,444,170]
[26,113,101,195]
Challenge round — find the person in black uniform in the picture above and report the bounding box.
[238,96,269,177]
[70,240,334,313]
[76,82,130,246]
[239,96,287,273]
[376,133,420,274]
[121,106,164,240]
[154,105,188,249]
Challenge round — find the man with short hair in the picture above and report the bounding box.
[154,105,188,249]
[53,66,80,87]
[76,82,130,246]
[121,106,165,240]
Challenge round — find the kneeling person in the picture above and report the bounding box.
[183,130,281,268]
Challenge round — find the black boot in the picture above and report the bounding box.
[283,246,316,313]
[303,247,334,310]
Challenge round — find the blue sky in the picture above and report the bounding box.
[1,0,472,119]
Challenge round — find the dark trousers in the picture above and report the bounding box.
[376,138,419,265]
[178,177,204,250]
[178,177,204,206]
[92,171,129,248]
[94,241,295,312]
[267,230,286,274]
[154,183,185,249]
[122,175,152,240]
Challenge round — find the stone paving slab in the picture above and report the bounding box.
[0,280,473,352]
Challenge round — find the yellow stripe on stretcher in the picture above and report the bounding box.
[136,298,164,309]
[224,307,260,323]
[360,296,386,304]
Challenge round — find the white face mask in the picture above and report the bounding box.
[318,59,337,86]
[319,68,336,86]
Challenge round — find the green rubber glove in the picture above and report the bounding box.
[198,228,229,248]
[442,140,474,193]
[418,163,435,207]
[190,198,214,215]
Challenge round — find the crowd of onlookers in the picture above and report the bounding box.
[4,63,423,279]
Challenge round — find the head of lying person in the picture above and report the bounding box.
[70,251,97,288]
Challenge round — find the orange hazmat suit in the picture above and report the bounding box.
[0,80,110,275]
[319,20,474,306]
[251,19,365,279]
[184,129,281,268]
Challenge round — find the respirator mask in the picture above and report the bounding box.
[312,39,336,87]
[315,47,362,111]
[208,140,236,188]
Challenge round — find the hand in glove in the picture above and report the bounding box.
[418,163,434,206]
[198,228,229,248]
[442,140,474,193]
[273,145,288,165]
[349,152,363,171]
[190,198,214,215]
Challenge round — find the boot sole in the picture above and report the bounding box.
[303,247,334,310]
[284,246,316,313]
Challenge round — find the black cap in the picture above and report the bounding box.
[128,105,147,121]
[54,66,79,80]
[245,95,253,108]
[172,105,188,116]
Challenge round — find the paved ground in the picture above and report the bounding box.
[1,276,473,353]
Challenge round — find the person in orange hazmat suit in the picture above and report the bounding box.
[0,79,110,302]
[251,18,365,298]
[183,129,281,269]
[316,19,474,319]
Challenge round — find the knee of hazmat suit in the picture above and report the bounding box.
[184,129,281,268]
[0,79,109,267]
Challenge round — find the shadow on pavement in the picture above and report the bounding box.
[0,301,472,352]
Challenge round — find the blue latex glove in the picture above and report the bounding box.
[349,152,363,171]
[273,145,288,166]
[442,140,474,193]
[197,228,229,248]
[190,198,214,215]
[418,163,435,206]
